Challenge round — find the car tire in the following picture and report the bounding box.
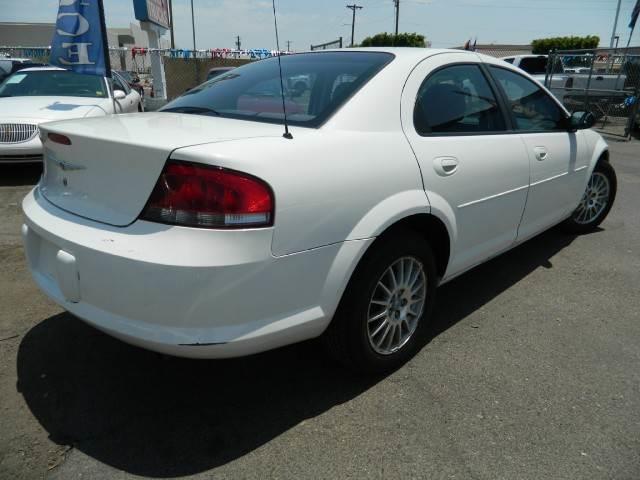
[560,160,617,234]
[323,229,437,374]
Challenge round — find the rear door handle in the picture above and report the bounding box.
[534,147,548,161]
[433,156,459,176]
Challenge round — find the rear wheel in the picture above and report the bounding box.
[561,160,617,233]
[324,230,437,373]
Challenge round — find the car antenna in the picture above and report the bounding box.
[272,0,293,139]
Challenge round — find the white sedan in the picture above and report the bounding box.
[0,67,142,163]
[22,49,616,373]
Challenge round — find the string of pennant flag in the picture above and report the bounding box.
[0,46,291,61]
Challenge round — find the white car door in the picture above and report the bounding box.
[401,54,531,278]
[112,73,138,113]
[487,65,591,241]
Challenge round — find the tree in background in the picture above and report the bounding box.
[531,35,600,54]
[360,32,426,47]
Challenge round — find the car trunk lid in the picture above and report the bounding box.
[39,112,285,226]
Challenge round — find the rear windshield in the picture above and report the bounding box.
[0,70,107,98]
[161,51,394,127]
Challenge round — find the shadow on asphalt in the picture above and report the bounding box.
[0,163,42,187]
[16,229,579,477]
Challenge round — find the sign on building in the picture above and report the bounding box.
[133,0,170,30]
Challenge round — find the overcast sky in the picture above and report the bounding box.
[1,0,639,50]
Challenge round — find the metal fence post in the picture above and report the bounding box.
[624,81,640,138]
[583,53,596,117]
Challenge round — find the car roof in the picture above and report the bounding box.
[311,47,470,58]
[16,66,69,72]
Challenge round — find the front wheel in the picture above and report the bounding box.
[561,160,617,233]
[323,230,437,373]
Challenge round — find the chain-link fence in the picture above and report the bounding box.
[0,46,275,109]
[546,47,640,138]
[310,38,343,51]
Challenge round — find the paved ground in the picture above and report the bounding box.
[0,139,639,480]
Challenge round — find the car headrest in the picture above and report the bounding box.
[416,82,466,132]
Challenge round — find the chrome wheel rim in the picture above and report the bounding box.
[574,172,610,225]
[367,256,427,356]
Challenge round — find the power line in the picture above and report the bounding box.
[346,4,363,47]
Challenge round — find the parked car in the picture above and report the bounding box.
[0,68,142,163]
[0,58,47,83]
[22,49,616,372]
[207,66,236,81]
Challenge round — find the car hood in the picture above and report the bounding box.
[0,96,110,122]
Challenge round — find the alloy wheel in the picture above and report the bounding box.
[574,172,611,225]
[367,256,427,355]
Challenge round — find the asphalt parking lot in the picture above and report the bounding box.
[1,138,639,480]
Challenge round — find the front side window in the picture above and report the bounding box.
[112,73,130,94]
[161,52,393,128]
[489,66,566,132]
[414,64,505,135]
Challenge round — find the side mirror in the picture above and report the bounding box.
[569,111,595,130]
[113,90,126,100]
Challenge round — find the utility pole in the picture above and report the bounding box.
[286,40,292,52]
[394,0,400,36]
[346,4,363,47]
[190,0,197,51]
[168,0,175,49]
[610,0,622,48]
[236,35,242,51]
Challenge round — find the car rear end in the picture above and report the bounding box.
[21,114,341,358]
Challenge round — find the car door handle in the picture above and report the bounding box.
[534,147,548,161]
[433,156,459,176]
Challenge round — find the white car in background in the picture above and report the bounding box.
[23,49,616,373]
[0,67,142,163]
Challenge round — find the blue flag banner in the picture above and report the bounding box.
[631,0,640,29]
[50,0,111,77]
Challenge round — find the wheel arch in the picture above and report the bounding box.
[319,211,452,335]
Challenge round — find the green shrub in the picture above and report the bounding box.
[360,32,426,48]
[531,36,600,54]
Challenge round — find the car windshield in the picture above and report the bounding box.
[0,70,107,98]
[161,51,394,127]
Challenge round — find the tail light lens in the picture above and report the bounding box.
[140,161,274,229]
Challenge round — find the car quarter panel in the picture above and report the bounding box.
[171,130,428,257]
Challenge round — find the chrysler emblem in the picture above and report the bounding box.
[55,159,86,172]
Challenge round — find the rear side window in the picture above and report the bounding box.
[518,56,547,75]
[489,66,566,132]
[414,64,505,135]
[503,58,515,64]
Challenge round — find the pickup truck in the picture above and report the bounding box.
[501,54,629,112]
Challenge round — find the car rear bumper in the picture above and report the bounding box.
[22,188,368,358]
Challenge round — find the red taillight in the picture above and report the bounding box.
[140,161,274,229]
[48,133,72,145]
